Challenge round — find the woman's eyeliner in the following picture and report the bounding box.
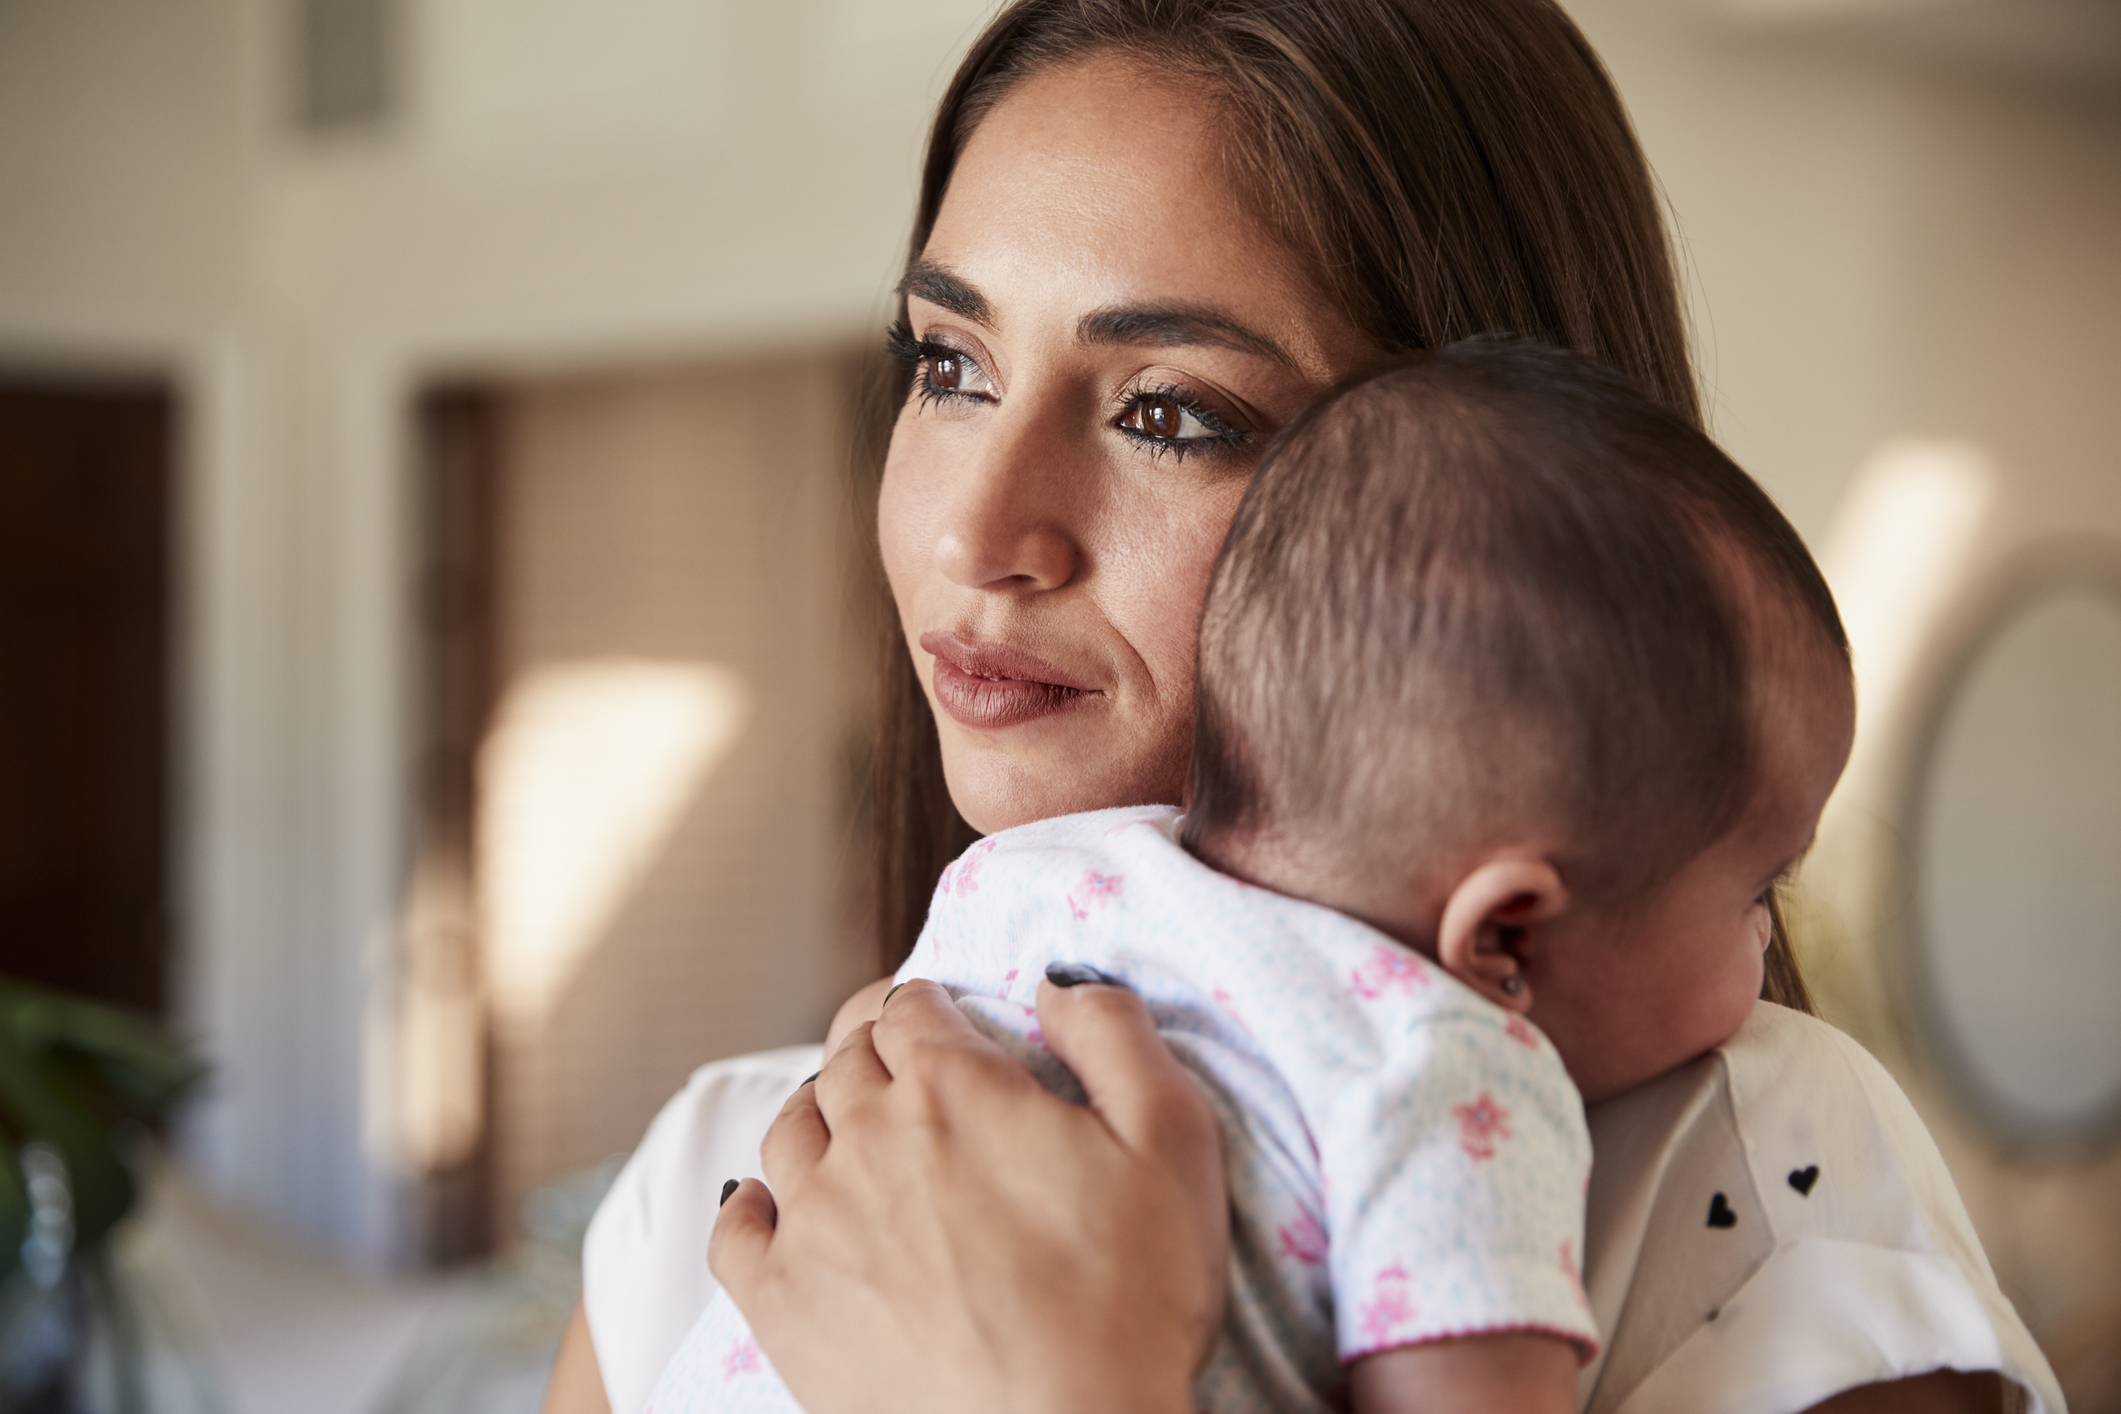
[1115,382,1250,461]
[885,320,1252,462]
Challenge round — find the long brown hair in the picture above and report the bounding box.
[871,0,1814,1013]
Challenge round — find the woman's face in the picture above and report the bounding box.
[880,54,1373,834]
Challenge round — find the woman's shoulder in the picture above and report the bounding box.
[1579,1003,2062,1414]
[581,1043,825,1414]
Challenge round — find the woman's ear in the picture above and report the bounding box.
[1436,857,1567,1014]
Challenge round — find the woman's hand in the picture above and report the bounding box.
[710,977,1227,1414]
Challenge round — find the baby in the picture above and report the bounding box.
[644,342,1856,1414]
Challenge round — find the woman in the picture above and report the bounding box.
[545,2,2054,1411]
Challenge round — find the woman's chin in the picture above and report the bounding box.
[939,732,1186,837]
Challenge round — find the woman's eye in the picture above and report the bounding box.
[886,322,994,408]
[1123,393,1212,442]
[1114,388,1249,462]
[914,344,993,407]
[927,347,995,401]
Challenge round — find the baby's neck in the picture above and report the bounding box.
[1191,826,1444,962]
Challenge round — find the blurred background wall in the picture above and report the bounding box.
[0,0,2115,1407]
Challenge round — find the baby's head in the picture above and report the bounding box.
[1184,343,1856,1100]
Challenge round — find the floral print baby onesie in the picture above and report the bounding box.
[643,805,1598,1413]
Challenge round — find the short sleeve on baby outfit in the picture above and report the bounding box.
[1577,1002,2063,1414]
[1319,1006,1600,1365]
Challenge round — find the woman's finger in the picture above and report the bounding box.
[1034,976,1221,1170]
[707,1178,778,1293]
[1034,974,1228,1324]
[869,978,1042,1106]
[757,1067,829,1192]
[867,977,989,1065]
[811,1019,891,1123]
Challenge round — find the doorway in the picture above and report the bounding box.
[0,376,175,1018]
[406,350,882,1258]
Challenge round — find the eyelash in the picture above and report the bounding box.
[884,321,1251,463]
[885,322,967,416]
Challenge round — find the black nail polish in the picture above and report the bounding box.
[799,1072,820,1087]
[1045,961,1122,989]
[720,1179,739,1208]
[883,981,907,1006]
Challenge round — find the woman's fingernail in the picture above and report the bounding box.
[720,1179,739,1208]
[1045,961,1123,989]
[799,1072,820,1087]
[883,982,907,1006]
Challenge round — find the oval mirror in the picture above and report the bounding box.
[1915,583,2121,1147]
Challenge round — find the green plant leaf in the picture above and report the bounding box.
[0,978,205,1278]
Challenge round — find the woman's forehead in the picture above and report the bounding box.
[919,54,1368,377]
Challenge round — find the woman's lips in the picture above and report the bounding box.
[920,631,1098,730]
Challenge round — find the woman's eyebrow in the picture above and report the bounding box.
[1077,304,1297,370]
[898,259,993,326]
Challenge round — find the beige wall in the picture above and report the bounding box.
[474,355,871,1236]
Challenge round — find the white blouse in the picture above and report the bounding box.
[582,1006,2061,1414]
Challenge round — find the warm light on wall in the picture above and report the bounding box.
[477,658,751,1029]
[1819,437,1998,819]
[1796,438,1998,1040]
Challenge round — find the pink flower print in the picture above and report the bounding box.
[1276,1210,1328,1266]
[721,1334,763,1378]
[1452,1091,1513,1162]
[1504,1015,1540,1049]
[954,838,998,896]
[1358,1264,1418,1347]
[1349,944,1430,1000]
[1103,814,1163,838]
[1066,869,1124,920]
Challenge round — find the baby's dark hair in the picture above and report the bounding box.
[1183,341,1848,908]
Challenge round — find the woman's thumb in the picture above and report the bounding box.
[707,1178,777,1298]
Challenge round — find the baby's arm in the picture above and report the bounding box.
[1324,1004,1595,1414]
[1353,1331,1577,1414]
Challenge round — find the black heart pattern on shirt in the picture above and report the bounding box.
[1789,1165,1820,1196]
[1707,1192,1737,1228]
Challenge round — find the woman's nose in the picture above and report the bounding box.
[931,409,1081,593]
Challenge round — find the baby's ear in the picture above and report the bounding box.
[1436,857,1567,1014]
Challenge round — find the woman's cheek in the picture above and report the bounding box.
[877,426,940,622]
[1106,477,1249,688]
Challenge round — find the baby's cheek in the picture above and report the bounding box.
[1712,916,1769,1036]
